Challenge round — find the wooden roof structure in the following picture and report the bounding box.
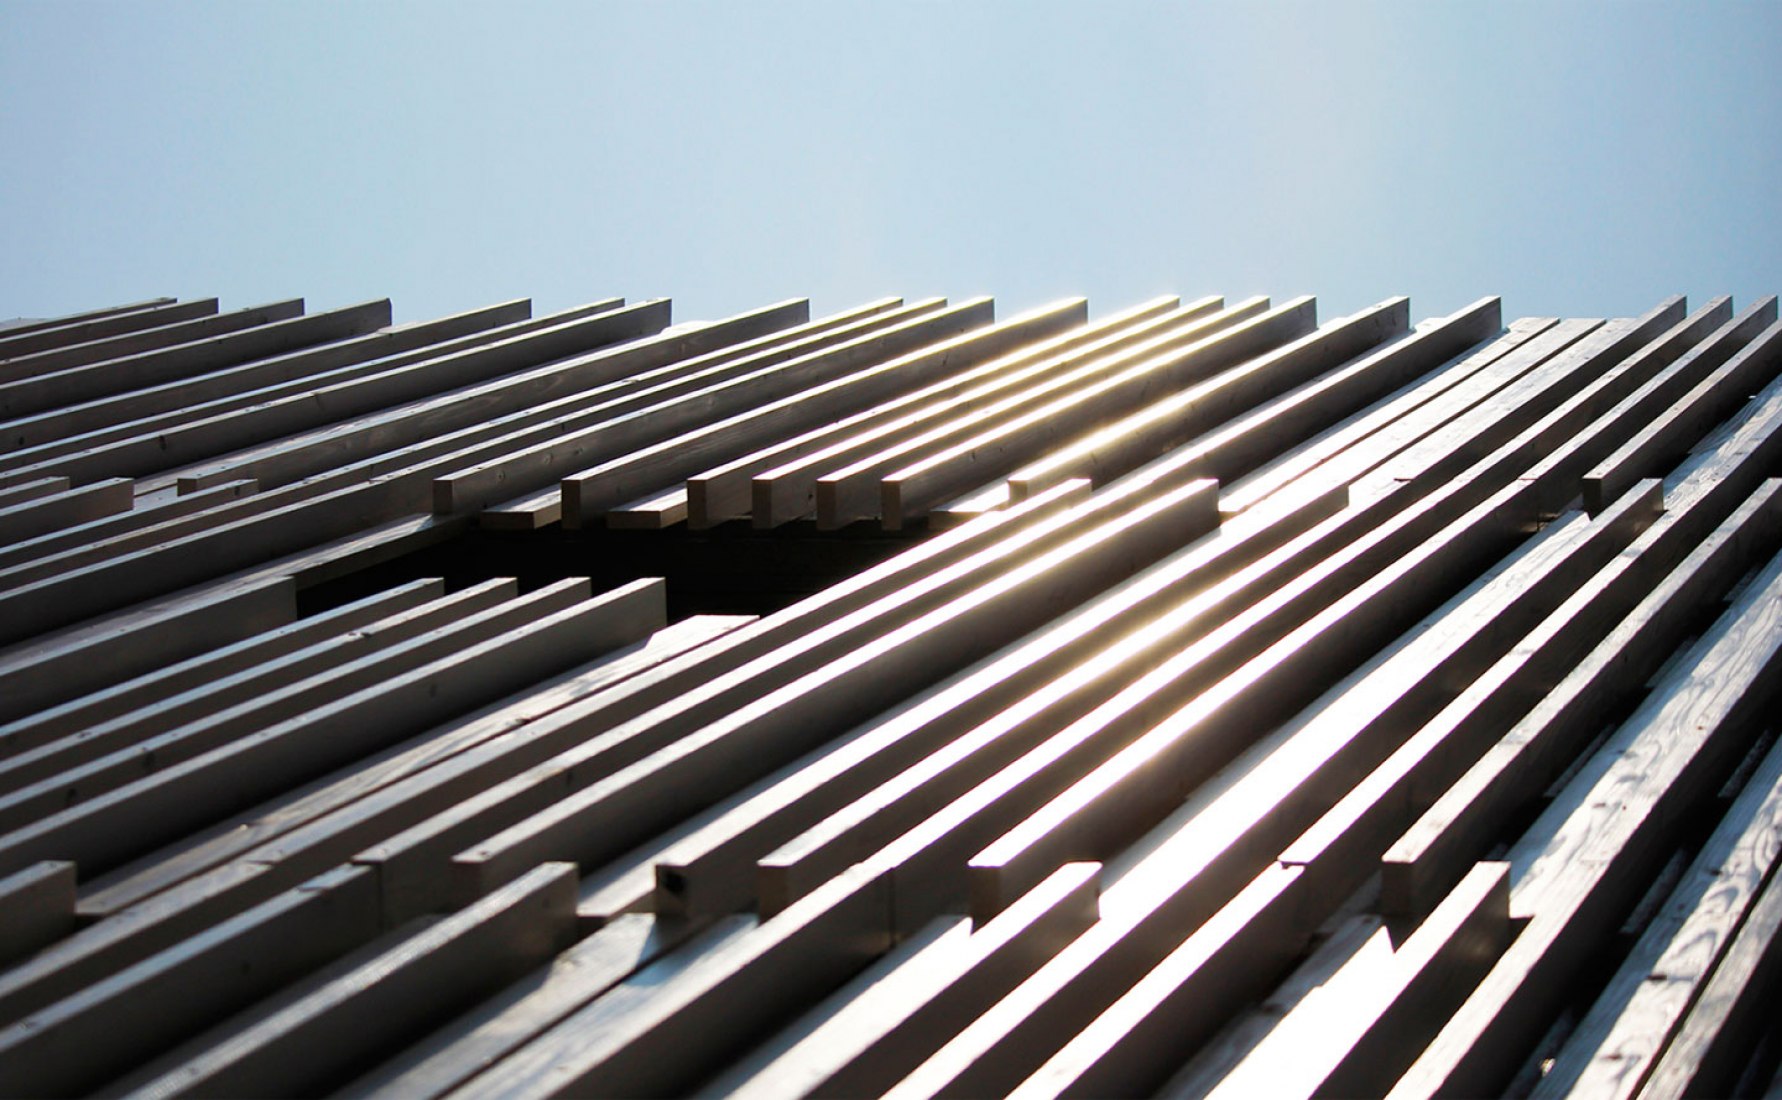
[1,288,1780,1096]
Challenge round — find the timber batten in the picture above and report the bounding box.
[1,288,1780,1097]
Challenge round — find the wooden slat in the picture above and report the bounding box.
[1387,544,1782,1098]
[0,865,380,1092]
[556,296,1076,526]
[652,482,1340,922]
[880,297,1319,528]
[0,577,442,763]
[432,298,963,515]
[1534,737,1782,1098]
[76,616,751,921]
[0,298,393,431]
[0,297,572,486]
[809,297,1246,531]
[0,860,76,966]
[0,297,189,354]
[0,575,296,723]
[446,476,1217,915]
[0,477,131,542]
[113,862,578,1099]
[0,479,256,584]
[1583,315,1782,512]
[689,295,1169,528]
[1004,297,1411,498]
[0,298,302,382]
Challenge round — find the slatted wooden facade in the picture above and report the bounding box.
[1,289,1780,1097]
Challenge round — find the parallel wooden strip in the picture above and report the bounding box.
[690,296,1175,528]
[337,912,718,1099]
[0,475,69,508]
[77,615,751,920]
[0,297,575,486]
[0,577,442,762]
[453,866,893,1099]
[0,578,663,879]
[880,297,1320,528]
[0,575,296,723]
[0,479,256,584]
[1636,841,1782,1099]
[1289,479,1782,918]
[0,298,302,382]
[114,863,579,1100]
[558,296,1099,526]
[966,478,1661,928]
[0,860,76,966]
[1584,316,1782,512]
[653,483,1340,921]
[1382,477,1782,918]
[447,477,1217,911]
[812,298,1251,531]
[0,299,393,431]
[1533,737,1782,1098]
[0,579,505,801]
[1004,297,1410,498]
[0,297,192,356]
[711,863,1100,1100]
[1387,545,1782,1098]
[0,477,131,541]
[0,866,380,1092]
[432,298,963,515]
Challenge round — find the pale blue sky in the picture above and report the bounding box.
[3,1,1779,328]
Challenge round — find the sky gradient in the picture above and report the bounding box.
[4,1,1780,329]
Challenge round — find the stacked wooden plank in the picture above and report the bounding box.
[2,288,1781,1097]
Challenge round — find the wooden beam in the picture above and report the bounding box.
[0,297,189,354]
[0,299,393,428]
[0,298,303,382]
[0,477,131,543]
[0,860,76,967]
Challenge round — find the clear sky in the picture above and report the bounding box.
[3,1,1779,330]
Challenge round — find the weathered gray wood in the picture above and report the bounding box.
[338,911,714,1099]
[0,298,303,382]
[448,478,1216,911]
[0,477,131,542]
[1533,737,1782,1098]
[557,296,1050,525]
[168,297,766,493]
[0,299,393,428]
[0,578,502,798]
[0,297,190,355]
[76,615,749,921]
[0,475,69,509]
[0,575,295,723]
[0,860,76,965]
[0,865,379,1094]
[0,480,255,583]
[965,478,1660,928]
[712,863,1099,1100]
[0,297,581,486]
[879,297,1317,528]
[1289,479,1782,916]
[114,862,578,1100]
[655,485,1340,921]
[1217,314,1564,516]
[455,866,892,1099]
[686,296,1167,528]
[813,298,1263,530]
[1387,544,1782,1098]
[1583,315,1782,512]
[1637,842,1782,1100]
[431,298,960,514]
[0,577,441,762]
[329,483,1094,922]
[1004,297,1411,499]
[0,578,662,879]
[1381,479,1782,918]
